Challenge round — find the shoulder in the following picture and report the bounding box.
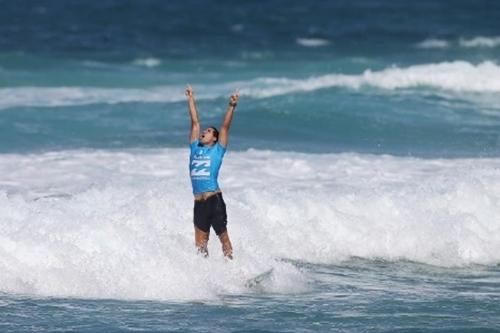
[216,142,227,151]
[190,140,200,149]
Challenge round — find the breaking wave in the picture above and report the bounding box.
[1,61,500,109]
[416,36,500,49]
[1,149,499,300]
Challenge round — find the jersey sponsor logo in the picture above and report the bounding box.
[191,159,211,177]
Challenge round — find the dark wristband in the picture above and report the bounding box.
[229,102,237,107]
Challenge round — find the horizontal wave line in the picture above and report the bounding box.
[1,61,500,109]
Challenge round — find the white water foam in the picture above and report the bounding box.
[459,36,500,48]
[1,61,499,110]
[132,57,162,68]
[1,149,500,300]
[296,37,331,47]
[415,38,450,49]
[0,86,188,109]
[416,36,500,49]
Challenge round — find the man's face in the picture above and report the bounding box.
[200,127,217,145]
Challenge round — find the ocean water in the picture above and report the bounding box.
[1,1,500,332]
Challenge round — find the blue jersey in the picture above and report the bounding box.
[189,140,227,194]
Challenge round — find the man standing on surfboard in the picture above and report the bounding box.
[185,84,239,259]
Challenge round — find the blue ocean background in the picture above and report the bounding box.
[1,1,500,332]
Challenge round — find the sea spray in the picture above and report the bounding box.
[1,149,499,299]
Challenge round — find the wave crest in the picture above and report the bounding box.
[416,36,500,49]
[415,38,450,49]
[1,61,500,109]
[296,37,331,47]
[459,36,500,48]
[244,61,500,97]
[131,57,162,67]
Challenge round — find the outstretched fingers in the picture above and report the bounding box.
[185,84,194,97]
[229,89,239,106]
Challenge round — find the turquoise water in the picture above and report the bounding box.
[1,1,500,332]
[3,57,500,156]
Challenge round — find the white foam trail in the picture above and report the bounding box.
[416,36,500,49]
[296,37,331,47]
[0,86,221,110]
[415,38,450,49]
[132,57,162,67]
[0,87,174,108]
[1,61,500,109]
[1,149,500,300]
[459,36,500,48]
[243,61,500,97]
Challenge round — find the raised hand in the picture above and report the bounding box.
[229,89,239,106]
[185,84,194,98]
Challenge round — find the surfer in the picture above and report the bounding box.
[185,84,239,259]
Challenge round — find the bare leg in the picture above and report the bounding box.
[218,230,233,260]
[195,225,209,257]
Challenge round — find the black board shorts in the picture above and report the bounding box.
[193,193,228,235]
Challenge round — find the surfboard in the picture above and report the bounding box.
[245,268,274,289]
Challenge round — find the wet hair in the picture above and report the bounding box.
[209,126,219,142]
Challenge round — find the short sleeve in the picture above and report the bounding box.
[216,142,227,156]
[190,140,199,151]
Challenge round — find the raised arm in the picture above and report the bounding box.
[219,90,239,147]
[186,84,200,143]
